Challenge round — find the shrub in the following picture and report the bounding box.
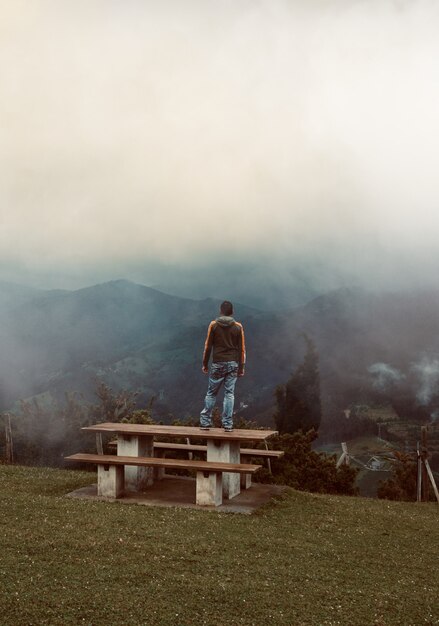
[377,452,417,501]
[254,429,358,495]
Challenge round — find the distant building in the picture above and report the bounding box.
[367,456,383,471]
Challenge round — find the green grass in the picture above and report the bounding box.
[0,465,438,626]
[362,407,399,422]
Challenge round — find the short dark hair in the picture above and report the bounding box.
[220,300,234,316]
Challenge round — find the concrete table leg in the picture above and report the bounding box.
[153,448,166,481]
[98,464,124,498]
[196,471,223,506]
[117,434,153,491]
[207,439,241,499]
[241,473,252,489]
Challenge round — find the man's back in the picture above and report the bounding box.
[203,315,245,373]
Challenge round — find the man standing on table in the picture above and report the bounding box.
[200,300,246,432]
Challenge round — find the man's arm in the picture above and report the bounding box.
[202,321,215,373]
[236,323,246,376]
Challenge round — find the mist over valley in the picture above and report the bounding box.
[2,278,439,438]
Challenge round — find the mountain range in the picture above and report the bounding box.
[1,279,439,425]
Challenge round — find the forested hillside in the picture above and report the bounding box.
[2,280,439,428]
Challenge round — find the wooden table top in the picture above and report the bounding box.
[82,422,278,442]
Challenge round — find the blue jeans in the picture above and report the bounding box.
[200,361,239,429]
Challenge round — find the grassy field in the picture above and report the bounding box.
[0,465,438,626]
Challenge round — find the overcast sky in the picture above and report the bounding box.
[1,0,439,292]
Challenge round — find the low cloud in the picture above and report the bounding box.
[369,357,439,407]
[368,363,405,391]
[410,357,439,406]
[1,1,439,289]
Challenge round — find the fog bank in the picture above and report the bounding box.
[1,1,439,291]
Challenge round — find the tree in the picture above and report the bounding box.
[122,409,154,425]
[377,452,417,501]
[274,334,322,434]
[7,381,143,466]
[89,380,138,423]
[10,392,90,466]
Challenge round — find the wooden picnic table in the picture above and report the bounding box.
[82,423,278,499]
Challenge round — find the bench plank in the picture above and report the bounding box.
[154,442,284,458]
[65,453,261,474]
[108,440,284,458]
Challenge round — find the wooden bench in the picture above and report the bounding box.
[65,453,261,507]
[106,440,284,487]
[107,439,283,458]
[108,440,285,466]
[152,442,284,458]
[105,440,284,489]
[150,443,284,488]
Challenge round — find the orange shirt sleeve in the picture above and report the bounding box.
[202,321,215,368]
[236,322,246,371]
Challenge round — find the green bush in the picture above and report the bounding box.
[377,452,417,501]
[254,429,358,495]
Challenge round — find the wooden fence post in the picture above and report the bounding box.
[264,440,272,474]
[336,442,349,468]
[424,459,439,503]
[4,413,14,464]
[421,427,429,502]
[416,442,422,502]
[417,426,438,504]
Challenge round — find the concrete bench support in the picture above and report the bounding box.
[98,464,124,498]
[117,434,153,491]
[241,473,252,490]
[153,448,166,481]
[66,453,262,507]
[207,439,240,499]
[196,471,223,506]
